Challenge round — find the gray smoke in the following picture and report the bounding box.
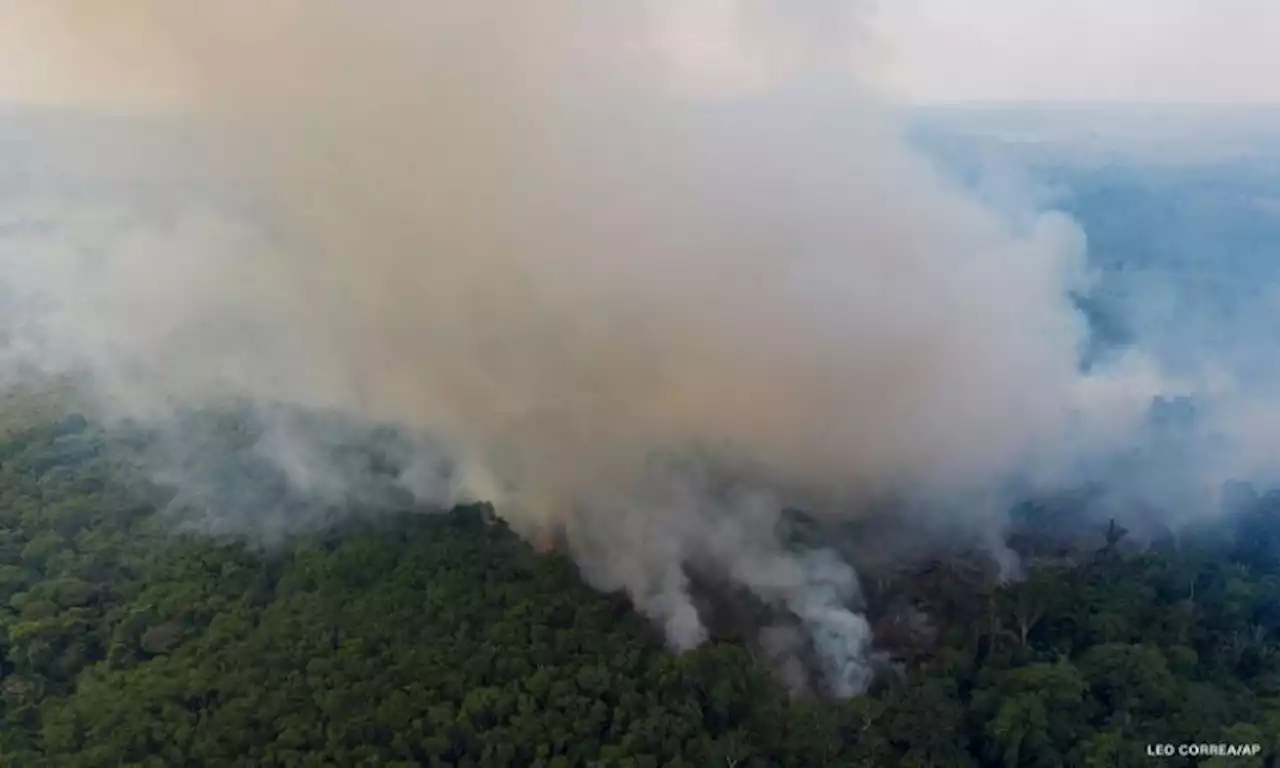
[0,1,1176,694]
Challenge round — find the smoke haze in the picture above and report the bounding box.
[1,1,1179,694]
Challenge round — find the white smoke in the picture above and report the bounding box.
[0,1,1173,695]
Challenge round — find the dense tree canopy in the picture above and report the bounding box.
[0,403,1277,766]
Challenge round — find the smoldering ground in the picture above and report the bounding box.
[0,1,1242,695]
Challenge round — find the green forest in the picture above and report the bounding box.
[1,397,1279,767]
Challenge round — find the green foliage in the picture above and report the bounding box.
[0,409,1277,766]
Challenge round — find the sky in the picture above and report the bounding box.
[872,0,1280,104]
[0,0,1277,106]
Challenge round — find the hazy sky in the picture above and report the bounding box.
[0,0,1277,106]
[873,0,1280,104]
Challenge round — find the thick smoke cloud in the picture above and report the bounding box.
[3,1,1169,694]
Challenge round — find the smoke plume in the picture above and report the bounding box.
[0,1,1169,694]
